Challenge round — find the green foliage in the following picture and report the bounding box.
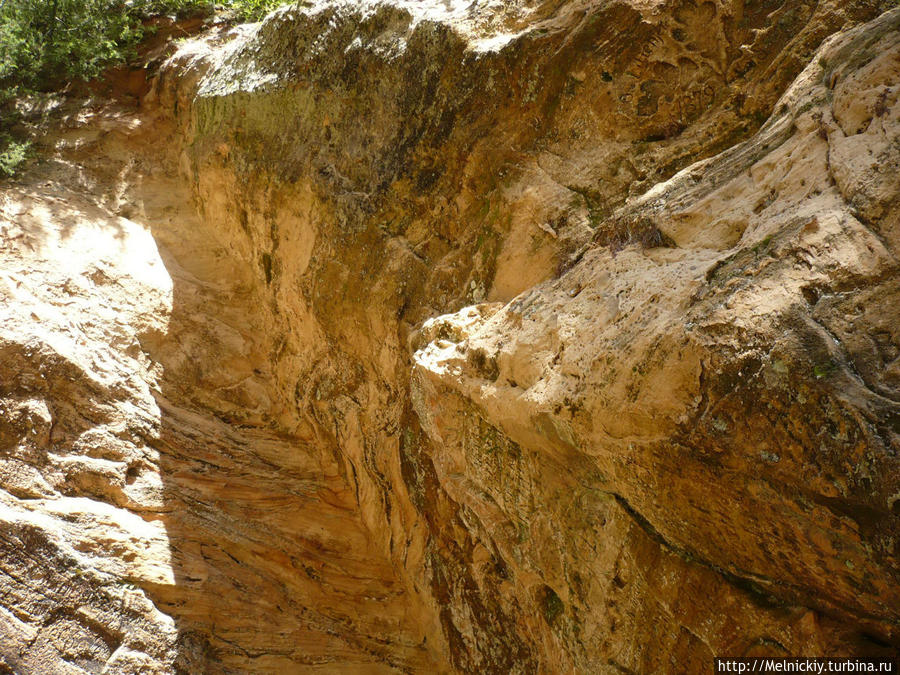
[0,0,204,93]
[228,0,287,21]
[0,0,289,177]
[0,135,29,176]
[0,0,291,93]
[0,0,210,177]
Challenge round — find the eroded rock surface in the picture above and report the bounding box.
[0,1,898,672]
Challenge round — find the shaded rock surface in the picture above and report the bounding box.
[0,0,898,672]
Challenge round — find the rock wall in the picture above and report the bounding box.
[0,0,897,672]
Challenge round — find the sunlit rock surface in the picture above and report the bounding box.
[1,1,897,672]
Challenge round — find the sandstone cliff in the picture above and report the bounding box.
[0,0,898,672]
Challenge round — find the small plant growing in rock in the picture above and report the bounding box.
[0,137,29,177]
[813,361,837,379]
[540,585,565,625]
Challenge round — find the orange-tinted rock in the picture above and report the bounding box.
[0,2,897,673]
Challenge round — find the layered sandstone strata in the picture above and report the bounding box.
[0,1,897,672]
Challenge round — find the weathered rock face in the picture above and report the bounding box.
[412,11,900,669]
[1,1,898,672]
